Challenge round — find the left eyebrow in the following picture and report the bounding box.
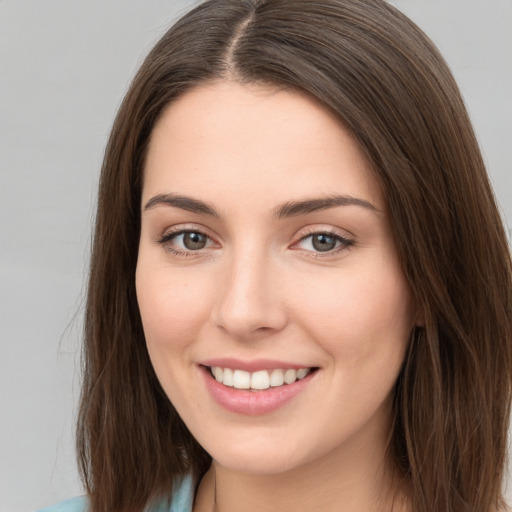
[271,195,381,218]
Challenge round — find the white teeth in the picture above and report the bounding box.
[232,369,251,389]
[269,369,284,387]
[251,370,270,390]
[223,367,234,387]
[296,368,308,380]
[210,366,312,390]
[284,369,297,384]
[213,366,223,382]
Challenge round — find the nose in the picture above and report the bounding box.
[211,247,288,340]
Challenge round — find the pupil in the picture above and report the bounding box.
[312,234,336,252]
[184,232,206,250]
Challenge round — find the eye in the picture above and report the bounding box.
[177,231,208,250]
[158,229,213,256]
[295,231,353,255]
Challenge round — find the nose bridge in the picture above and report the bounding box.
[212,240,286,338]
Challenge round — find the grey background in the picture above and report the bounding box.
[0,1,510,511]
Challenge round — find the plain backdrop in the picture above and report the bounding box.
[0,1,510,511]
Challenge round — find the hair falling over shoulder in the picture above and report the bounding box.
[76,1,512,511]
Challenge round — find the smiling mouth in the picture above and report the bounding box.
[206,366,319,391]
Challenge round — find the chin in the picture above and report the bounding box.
[198,429,328,476]
[212,450,306,476]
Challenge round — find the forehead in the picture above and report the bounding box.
[142,80,384,213]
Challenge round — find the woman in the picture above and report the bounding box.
[39,0,512,511]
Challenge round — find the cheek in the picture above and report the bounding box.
[293,263,413,362]
[135,262,217,409]
[135,262,212,357]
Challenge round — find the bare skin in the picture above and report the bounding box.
[136,81,417,512]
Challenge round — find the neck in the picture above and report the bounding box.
[198,433,409,512]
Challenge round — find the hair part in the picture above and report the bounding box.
[77,1,512,511]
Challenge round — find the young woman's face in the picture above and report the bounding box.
[136,81,415,475]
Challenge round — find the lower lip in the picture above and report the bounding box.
[201,367,316,416]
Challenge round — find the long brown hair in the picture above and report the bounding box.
[77,1,512,511]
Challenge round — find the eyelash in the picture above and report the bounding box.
[157,227,211,258]
[295,229,354,258]
[157,227,354,258]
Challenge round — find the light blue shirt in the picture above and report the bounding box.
[36,474,194,512]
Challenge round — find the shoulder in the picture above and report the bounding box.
[168,473,194,512]
[34,475,194,512]
[36,496,88,512]
[145,475,195,512]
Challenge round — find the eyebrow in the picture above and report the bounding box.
[143,193,380,218]
[144,194,219,216]
[272,195,380,218]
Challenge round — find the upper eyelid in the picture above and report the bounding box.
[297,231,351,242]
[158,228,218,249]
[157,226,354,257]
[157,228,216,256]
[293,231,354,251]
[159,224,215,239]
[294,225,355,245]
[158,224,352,241]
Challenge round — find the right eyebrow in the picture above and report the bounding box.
[143,194,220,217]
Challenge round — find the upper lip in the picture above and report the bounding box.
[200,358,317,372]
